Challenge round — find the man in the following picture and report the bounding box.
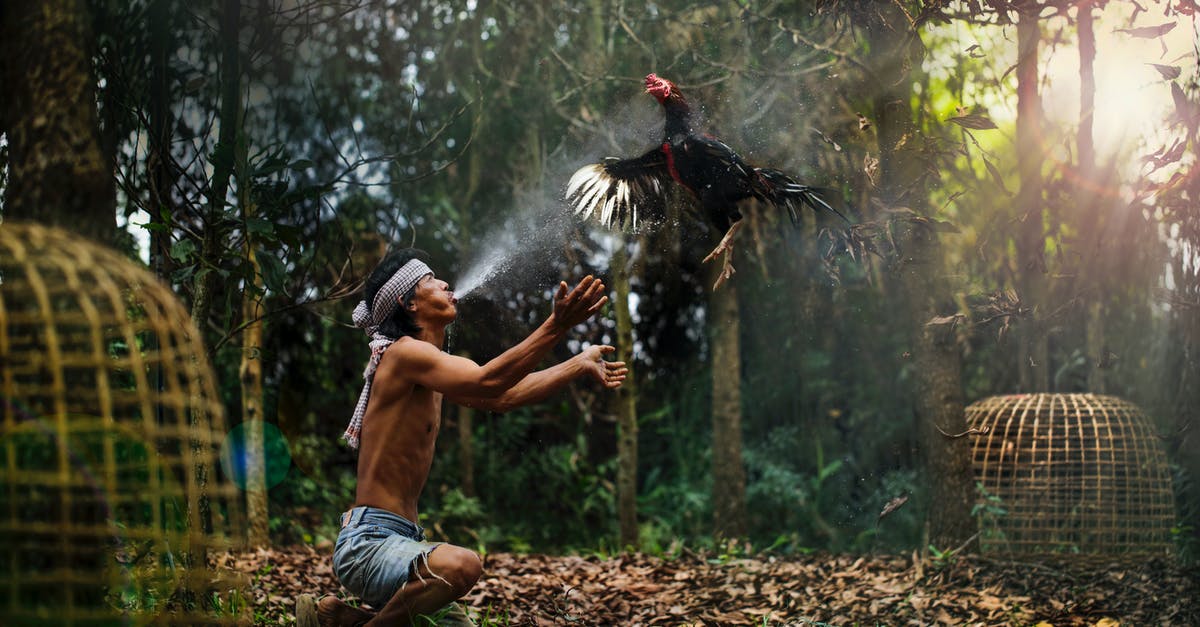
[319,250,626,626]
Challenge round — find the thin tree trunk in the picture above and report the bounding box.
[613,239,639,548]
[148,0,177,281]
[192,0,241,331]
[1016,6,1049,392]
[1077,2,1107,393]
[710,269,747,539]
[0,0,115,241]
[240,191,268,546]
[241,225,269,547]
[1077,0,1096,176]
[236,92,268,548]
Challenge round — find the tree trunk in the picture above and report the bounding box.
[1077,0,1096,176]
[709,269,747,539]
[147,0,178,281]
[1169,26,1200,554]
[1174,294,1200,550]
[0,0,115,241]
[240,237,269,547]
[904,263,976,548]
[192,0,241,332]
[613,239,639,549]
[1077,2,1107,393]
[862,2,976,549]
[238,126,268,548]
[1016,6,1049,392]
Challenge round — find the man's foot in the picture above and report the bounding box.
[317,596,375,627]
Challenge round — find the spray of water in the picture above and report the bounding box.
[449,194,566,300]
[452,239,515,300]
[451,91,664,300]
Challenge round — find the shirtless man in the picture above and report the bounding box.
[318,250,626,626]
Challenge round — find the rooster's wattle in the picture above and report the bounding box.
[566,73,844,289]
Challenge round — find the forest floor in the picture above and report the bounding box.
[222,544,1199,626]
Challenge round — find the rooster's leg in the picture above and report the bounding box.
[702,220,743,290]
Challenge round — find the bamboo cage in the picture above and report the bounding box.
[0,222,246,625]
[967,393,1175,557]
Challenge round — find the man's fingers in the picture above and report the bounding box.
[586,296,609,315]
[565,276,592,300]
[597,344,616,355]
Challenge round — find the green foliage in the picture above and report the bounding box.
[1171,523,1198,565]
[59,0,1197,566]
[972,481,1009,549]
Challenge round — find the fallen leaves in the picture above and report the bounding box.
[224,546,1200,626]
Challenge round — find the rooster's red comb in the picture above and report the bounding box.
[644,73,672,102]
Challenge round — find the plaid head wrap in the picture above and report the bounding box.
[344,258,434,448]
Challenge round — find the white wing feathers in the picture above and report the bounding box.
[567,164,633,229]
[565,151,669,232]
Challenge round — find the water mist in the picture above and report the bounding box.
[452,90,664,301]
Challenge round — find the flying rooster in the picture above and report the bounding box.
[566,73,846,289]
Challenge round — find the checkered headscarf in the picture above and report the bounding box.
[344,258,433,448]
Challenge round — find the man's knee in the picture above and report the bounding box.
[429,546,482,596]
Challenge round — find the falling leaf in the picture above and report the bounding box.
[811,127,842,152]
[1145,138,1187,172]
[863,154,879,186]
[1147,63,1182,79]
[1115,22,1177,38]
[965,44,985,58]
[948,114,999,130]
[857,112,872,131]
[926,314,964,327]
[878,494,910,521]
[974,156,1012,194]
[1092,619,1120,627]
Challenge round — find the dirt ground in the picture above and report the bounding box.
[224,545,1199,625]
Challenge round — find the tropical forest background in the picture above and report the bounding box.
[2,0,1199,604]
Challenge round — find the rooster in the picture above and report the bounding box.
[566,73,845,289]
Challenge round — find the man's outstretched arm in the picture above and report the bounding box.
[447,345,627,412]
[391,276,609,398]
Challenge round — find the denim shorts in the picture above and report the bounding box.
[332,506,442,608]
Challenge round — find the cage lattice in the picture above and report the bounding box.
[967,393,1175,557]
[0,222,246,624]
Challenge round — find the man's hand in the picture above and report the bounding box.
[551,275,608,331]
[576,345,627,389]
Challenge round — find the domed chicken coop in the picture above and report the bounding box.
[0,222,246,624]
[966,393,1175,557]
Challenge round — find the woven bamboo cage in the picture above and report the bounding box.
[0,222,246,625]
[967,393,1175,557]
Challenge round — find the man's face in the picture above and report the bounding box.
[407,273,457,323]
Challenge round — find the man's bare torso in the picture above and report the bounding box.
[354,337,441,522]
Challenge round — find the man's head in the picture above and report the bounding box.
[359,249,453,339]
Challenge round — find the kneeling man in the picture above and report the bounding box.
[319,250,626,626]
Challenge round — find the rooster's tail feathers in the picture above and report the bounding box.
[755,168,849,225]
